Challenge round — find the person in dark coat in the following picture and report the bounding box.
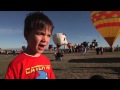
[56,51,64,61]
[96,47,100,55]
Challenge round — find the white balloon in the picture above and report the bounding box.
[53,33,68,46]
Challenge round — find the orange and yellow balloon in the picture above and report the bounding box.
[91,11,120,47]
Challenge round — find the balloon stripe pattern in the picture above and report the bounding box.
[91,11,120,47]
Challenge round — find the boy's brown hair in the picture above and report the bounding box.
[24,11,54,40]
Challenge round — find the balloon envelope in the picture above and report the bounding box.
[91,11,120,47]
[53,33,68,48]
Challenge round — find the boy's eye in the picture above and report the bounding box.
[48,35,51,37]
[35,32,43,35]
[35,32,51,37]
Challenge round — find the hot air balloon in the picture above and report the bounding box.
[82,41,89,48]
[53,33,68,49]
[90,39,98,49]
[67,43,73,49]
[91,11,120,48]
[22,46,26,51]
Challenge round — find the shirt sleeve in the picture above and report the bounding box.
[5,65,16,79]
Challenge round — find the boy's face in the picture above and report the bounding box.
[25,26,52,55]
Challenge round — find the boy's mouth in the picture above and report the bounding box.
[38,45,45,50]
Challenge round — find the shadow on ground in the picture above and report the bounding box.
[68,58,120,63]
[70,67,120,74]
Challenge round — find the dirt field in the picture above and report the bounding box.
[0,49,120,79]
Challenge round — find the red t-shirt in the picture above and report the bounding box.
[5,52,55,79]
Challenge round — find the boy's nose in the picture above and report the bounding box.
[41,36,47,42]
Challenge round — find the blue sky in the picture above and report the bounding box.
[0,11,120,49]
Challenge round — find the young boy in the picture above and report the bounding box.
[5,11,55,79]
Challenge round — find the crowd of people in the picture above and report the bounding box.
[96,47,104,55]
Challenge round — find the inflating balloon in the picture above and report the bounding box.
[53,33,68,49]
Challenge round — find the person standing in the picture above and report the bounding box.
[100,47,103,55]
[96,47,100,55]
